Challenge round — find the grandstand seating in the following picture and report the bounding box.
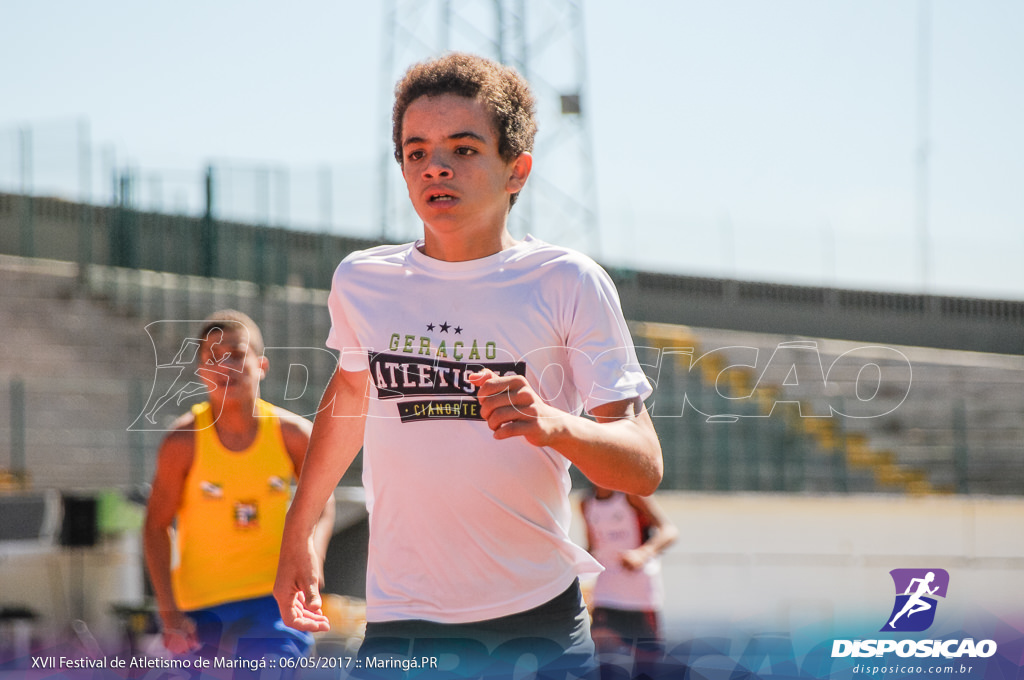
[2,254,1021,495]
[0,256,342,491]
[631,323,1024,495]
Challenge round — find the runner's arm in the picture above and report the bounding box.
[280,411,336,581]
[620,493,678,570]
[471,369,663,495]
[143,425,201,653]
[274,366,369,631]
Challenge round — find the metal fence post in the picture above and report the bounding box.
[714,419,731,491]
[833,422,849,494]
[689,386,706,490]
[202,166,217,278]
[791,421,806,492]
[130,379,146,489]
[76,118,92,284]
[953,399,969,494]
[77,201,92,285]
[832,398,849,493]
[773,418,788,492]
[19,128,35,258]
[10,377,26,483]
[744,416,759,491]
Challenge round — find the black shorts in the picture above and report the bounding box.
[354,579,596,679]
[590,606,662,650]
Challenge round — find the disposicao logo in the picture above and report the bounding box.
[832,569,997,660]
[882,568,949,633]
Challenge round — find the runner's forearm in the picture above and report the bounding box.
[550,409,663,496]
[284,367,367,544]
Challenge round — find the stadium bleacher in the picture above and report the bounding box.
[2,251,1021,496]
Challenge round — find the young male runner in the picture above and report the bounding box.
[274,53,663,676]
[144,310,334,667]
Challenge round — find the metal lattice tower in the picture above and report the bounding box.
[378,0,599,256]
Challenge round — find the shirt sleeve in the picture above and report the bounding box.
[565,262,653,413]
[326,260,371,372]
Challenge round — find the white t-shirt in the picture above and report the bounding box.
[581,491,664,611]
[326,235,653,624]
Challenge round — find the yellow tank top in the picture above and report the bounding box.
[172,400,295,610]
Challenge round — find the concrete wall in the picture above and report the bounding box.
[3,491,1021,657]
[614,272,1024,356]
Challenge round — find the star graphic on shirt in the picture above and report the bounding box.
[439,322,451,333]
[426,323,435,332]
[454,326,463,335]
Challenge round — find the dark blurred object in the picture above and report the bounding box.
[0,490,60,546]
[61,494,98,547]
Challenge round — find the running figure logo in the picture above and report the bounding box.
[881,568,949,632]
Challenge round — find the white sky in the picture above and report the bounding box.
[2,1,1022,299]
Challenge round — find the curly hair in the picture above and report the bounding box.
[392,53,537,206]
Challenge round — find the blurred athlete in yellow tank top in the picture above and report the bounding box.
[143,310,334,667]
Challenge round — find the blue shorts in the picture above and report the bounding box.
[189,594,314,662]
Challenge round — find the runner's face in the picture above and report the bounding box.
[196,327,264,399]
[400,94,527,238]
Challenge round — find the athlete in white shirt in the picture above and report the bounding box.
[275,52,663,678]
